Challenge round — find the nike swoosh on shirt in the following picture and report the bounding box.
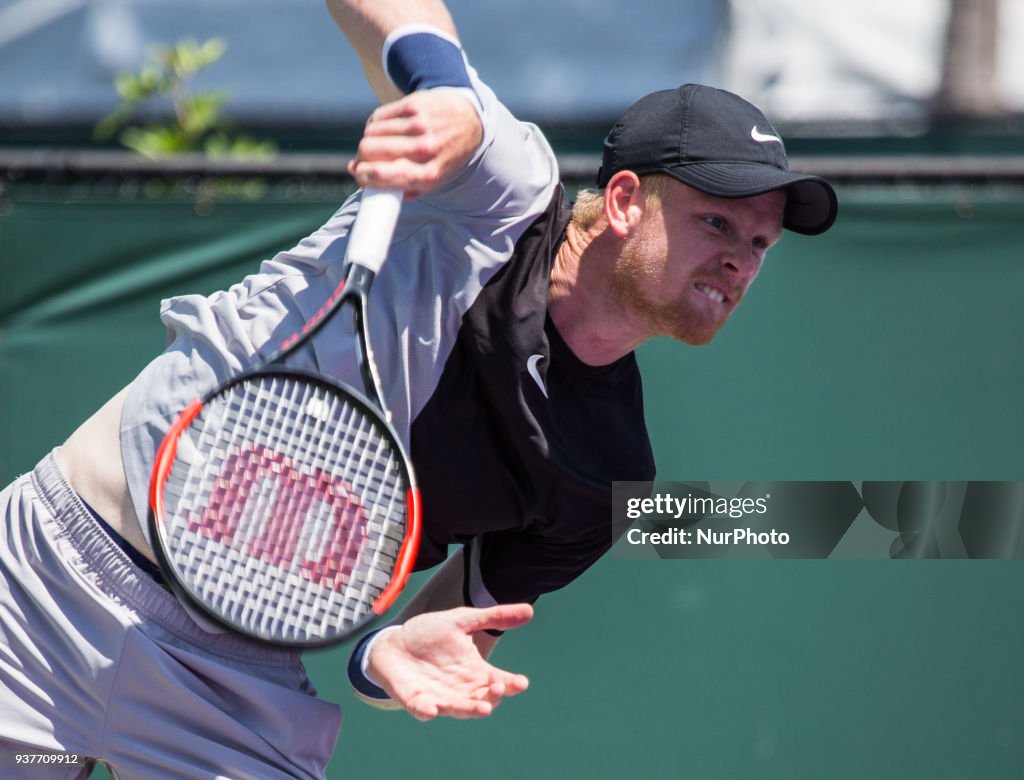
[750,126,783,144]
[526,354,548,399]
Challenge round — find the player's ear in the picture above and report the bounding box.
[603,170,645,238]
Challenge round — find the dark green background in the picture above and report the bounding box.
[1,179,1022,778]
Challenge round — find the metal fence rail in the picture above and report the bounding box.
[3,149,1024,186]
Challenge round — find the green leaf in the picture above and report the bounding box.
[97,35,274,162]
[138,63,169,92]
[200,38,227,66]
[204,133,277,161]
[151,43,174,71]
[114,73,146,102]
[172,37,224,78]
[171,38,199,77]
[94,105,132,140]
[180,91,228,136]
[121,125,193,158]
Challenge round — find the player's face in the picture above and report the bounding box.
[611,182,786,345]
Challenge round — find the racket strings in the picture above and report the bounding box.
[161,374,408,644]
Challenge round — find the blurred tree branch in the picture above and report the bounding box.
[95,37,277,159]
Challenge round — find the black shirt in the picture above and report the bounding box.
[411,188,656,604]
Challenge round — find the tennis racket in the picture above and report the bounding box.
[148,188,421,647]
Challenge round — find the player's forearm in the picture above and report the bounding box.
[325,0,459,103]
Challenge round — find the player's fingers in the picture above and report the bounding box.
[404,675,525,720]
[498,671,529,695]
[463,677,524,713]
[474,672,527,703]
[404,694,439,722]
[455,603,534,634]
[359,115,422,141]
[433,695,495,720]
[468,673,526,703]
[368,91,464,127]
[365,95,419,124]
[405,689,487,720]
[349,158,445,193]
[355,133,439,164]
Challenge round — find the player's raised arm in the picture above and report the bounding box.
[326,0,459,104]
[325,0,483,195]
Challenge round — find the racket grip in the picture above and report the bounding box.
[346,188,404,274]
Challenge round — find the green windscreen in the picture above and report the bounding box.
[2,177,1022,779]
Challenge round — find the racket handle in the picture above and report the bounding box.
[346,188,403,274]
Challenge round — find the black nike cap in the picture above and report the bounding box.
[596,84,838,235]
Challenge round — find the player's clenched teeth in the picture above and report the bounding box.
[695,283,726,303]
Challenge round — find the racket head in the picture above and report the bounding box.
[148,367,421,647]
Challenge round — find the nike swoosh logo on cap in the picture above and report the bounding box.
[750,126,783,144]
[526,354,548,399]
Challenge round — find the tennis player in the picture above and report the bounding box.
[0,0,837,776]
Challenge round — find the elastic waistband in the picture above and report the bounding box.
[31,449,304,667]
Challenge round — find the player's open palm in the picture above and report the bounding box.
[369,604,533,720]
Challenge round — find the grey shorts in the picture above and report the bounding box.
[0,451,342,779]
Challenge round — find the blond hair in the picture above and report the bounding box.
[570,173,677,233]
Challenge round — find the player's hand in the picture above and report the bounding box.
[348,90,483,197]
[366,604,533,720]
